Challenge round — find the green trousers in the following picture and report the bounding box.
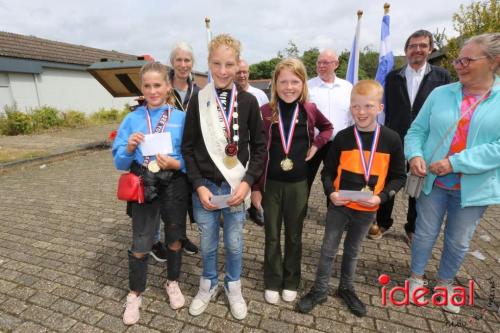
[263,179,308,291]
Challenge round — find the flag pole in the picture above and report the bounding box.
[205,17,212,82]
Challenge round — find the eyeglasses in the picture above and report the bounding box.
[452,56,489,67]
[317,60,337,66]
[407,43,430,50]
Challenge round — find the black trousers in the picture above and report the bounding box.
[376,162,417,233]
[376,195,416,233]
[307,141,332,194]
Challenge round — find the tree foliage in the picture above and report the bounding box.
[441,0,499,80]
[249,41,385,81]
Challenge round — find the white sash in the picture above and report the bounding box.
[198,82,250,208]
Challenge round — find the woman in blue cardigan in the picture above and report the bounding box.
[404,33,499,314]
[113,62,189,324]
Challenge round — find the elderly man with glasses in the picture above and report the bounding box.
[368,29,451,242]
[307,49,353,194]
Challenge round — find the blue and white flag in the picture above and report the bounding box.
[375,14,394,87]
[375,13,394,124]
[346,13,362,85]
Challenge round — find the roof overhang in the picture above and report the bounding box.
[87,60,148,97]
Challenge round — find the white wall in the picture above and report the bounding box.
[1,68,134,114]
[0,72,14,110]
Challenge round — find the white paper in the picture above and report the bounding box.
[141,132,173,156]
[479,234,491,242]
[468,250,486,261]
[338,190,373,201]
[210,194,232,209]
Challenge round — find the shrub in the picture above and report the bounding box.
[31,106,62,130]
[61,110,88,128]
[3,105,34,135]
[90,108,120,124]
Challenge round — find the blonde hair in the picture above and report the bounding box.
[139,61,175,105]
[351,80,384,102]
[269,58,309,121]
[208,34,241,61]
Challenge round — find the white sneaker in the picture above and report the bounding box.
[264,289,279,304]
[225,280,247,320]
[165,280,185,310]
[282,289,297,302]
[408,277,425,305]
[189,277,218,316]
[435,283,461,314]
[123,293,142,325]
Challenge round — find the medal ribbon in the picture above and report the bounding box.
[353,124,381,186]
[143,105,171,166]
[278,103,300,156]
[214,84,237,140]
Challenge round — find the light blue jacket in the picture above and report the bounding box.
[112,104,186,173]
[404,76,500,207]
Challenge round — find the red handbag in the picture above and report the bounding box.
[117,173,145,203]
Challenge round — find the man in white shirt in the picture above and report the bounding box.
[236,59,269,107]
[307,48,352,192]
[369,30,450,242]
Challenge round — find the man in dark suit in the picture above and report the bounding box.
[368,30,451,243]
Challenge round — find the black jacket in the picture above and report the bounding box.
[384,64,451,140]
[181,89,266,190]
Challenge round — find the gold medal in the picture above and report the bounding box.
[361,185,372,193]
[280,158,294,171]
[223,156,238,169]
[148,160,160,173]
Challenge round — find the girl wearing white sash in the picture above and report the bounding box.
[181,34,266,320]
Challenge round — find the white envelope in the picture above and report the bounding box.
[141,132,173,156]
[210,194,232,209]
[338,190,373,201]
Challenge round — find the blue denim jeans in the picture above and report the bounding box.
[411,186,486,281]
[192,179,246,288]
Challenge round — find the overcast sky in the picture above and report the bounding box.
[1,0,470,72]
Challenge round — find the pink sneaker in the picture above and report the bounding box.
[165,280,185,310]
[123,293,142,325]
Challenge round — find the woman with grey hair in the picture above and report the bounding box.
[405,32,499,314]
[150,41,200,262]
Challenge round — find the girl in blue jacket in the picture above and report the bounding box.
[112,62,188,324]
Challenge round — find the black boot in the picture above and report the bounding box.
[166,247,182,281]
[295,288,327,313]
[337,286,366,317]
[128,250,149,292]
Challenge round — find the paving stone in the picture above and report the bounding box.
[69,322,105,333]
[19,304,54,322]
[0,311,22,331]
[279,309,314,326]
[71,306,106,324]
[208,316,244,333]
[0,297,29,315]
[50,298,81,315]
[260,318,295,332]
[12,321,49,333]
[149,314,185,332]
[28,291,60,307]
[44,312,78,332]
[96,313,127,333]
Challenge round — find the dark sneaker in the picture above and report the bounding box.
[247,205,264,226]
[337,287,366,317]
[182,238,199,255]
[150,241,168,262]
[295,289,327,313]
